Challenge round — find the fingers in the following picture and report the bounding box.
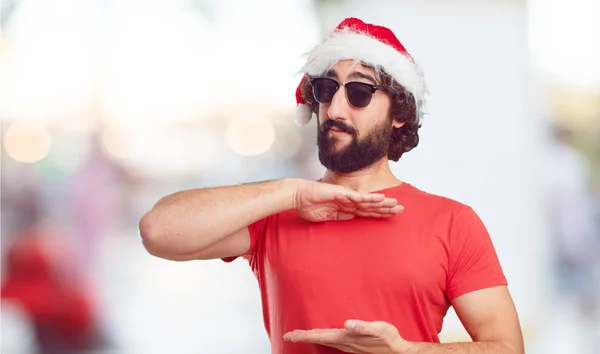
[352,198,401,211]
[356,198,399,209]
[342,190,386,203]
[344,320,387,337]
[345,320,366,335]
[284,328,346,344]
[352,207,403,218]
[332,188,404,218]
[336,191,400,208]
[342,203,404,218]
[338,190,397,206]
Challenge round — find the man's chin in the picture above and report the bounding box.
[323,145,346,156]
[330,137,352,149]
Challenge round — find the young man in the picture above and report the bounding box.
[139,17,524,354]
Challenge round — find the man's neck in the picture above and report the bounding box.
[320,158,402,193]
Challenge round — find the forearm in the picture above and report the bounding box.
[139,178,299,256]
[403,341,520,354]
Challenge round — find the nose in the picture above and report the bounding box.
[326,84,350,122]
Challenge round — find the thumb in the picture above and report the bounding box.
[345,320,382,336]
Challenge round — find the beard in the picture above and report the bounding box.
[317,117,393,173]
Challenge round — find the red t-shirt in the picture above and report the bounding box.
[224,182,507,354]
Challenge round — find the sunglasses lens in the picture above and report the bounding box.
[312,79,338,103]
[346,82,373,108]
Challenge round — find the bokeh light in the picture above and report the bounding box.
[0,0,98,124]
[32,133,91,180]
[3,123,52,163]
[529,0,600,90]
[100,127,140,161]
[225,115,276,156]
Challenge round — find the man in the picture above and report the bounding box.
[139,17,524,354]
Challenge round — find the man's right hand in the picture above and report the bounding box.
[293,180,403,222]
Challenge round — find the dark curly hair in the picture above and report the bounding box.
[300,67,421,161]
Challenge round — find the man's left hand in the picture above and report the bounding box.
[284,320,411,354]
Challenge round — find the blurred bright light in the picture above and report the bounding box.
[529,0,600,90]
[3,123,52,163]
[0,0,321,129]
[0,0,100,124]
[210,0,320,107]
[226,115,276,156]
[100,127,141,161]
[32,133,91,180]
[101,1,213,128]
[101,124,203,177]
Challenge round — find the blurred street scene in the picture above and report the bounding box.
[1,0,599,353]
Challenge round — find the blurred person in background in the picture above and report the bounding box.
[543,123,600,352]
[67,132,141,273]
[139,17,524,354]
[1,215,110,354]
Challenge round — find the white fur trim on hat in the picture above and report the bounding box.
[301,27,429,120]
[294,104,314,126]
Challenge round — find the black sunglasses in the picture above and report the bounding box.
[310,77,386,108]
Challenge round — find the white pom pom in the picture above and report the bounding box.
[293,104,313,126]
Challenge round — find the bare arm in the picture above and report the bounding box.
[139,178,402,261]
[284,286,523,353]
[139,179,296,261]
[403,286,524,354]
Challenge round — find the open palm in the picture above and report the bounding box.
[294,181,403,222]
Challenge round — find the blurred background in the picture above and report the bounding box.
[1,0,599,353]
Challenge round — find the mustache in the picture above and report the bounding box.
[320,120,357,136]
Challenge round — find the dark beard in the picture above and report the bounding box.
[317,118,393,173]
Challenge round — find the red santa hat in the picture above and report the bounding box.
[294,17,428,125]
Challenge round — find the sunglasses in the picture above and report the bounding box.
[310,77,386,108]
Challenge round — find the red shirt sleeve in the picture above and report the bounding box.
[446,207,507,301]
[221,216,269,264]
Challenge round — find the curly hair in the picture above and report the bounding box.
[300,66,421,161]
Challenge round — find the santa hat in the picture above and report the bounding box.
[294,17,428,126]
